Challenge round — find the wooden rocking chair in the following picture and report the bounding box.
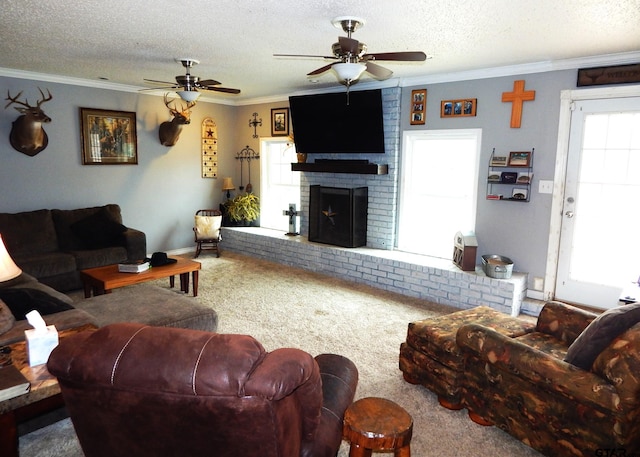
[193,209,222,258]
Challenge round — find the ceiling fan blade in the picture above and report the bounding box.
[307,63,335,76]
[339,36,360,54]
[365,62,393,80]
[274,53,337,60]
[198,79,221,86]
[139,86,177,91]
[206,87,241,94]
[363,51,427,61]
[143,78,178,86]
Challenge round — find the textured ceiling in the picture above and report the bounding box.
[1,0,639,104]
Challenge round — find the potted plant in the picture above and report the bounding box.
[223,192,260,226]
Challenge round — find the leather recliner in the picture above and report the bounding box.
[47,323,358,457]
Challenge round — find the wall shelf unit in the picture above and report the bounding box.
[486,148,534,202]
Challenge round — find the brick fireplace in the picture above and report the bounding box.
[297,87,401,250]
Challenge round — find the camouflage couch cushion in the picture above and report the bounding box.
[399,306,534,407]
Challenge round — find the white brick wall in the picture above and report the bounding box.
[224,87,533,316]
[221,227,528,316]
[298,87,401,250]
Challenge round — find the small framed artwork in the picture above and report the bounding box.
[80,108,137,165]
[440,98,477,117]
[501,172,517,184]
[490,156,508,167]
[488,172,502,182]
[410,89,427,125]
[271,108,289,136]
[517,172,533,184]
[508,151,532,167]
[512,188,528,200]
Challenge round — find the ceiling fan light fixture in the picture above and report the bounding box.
[333,62,366,83]
[176,90,201,102]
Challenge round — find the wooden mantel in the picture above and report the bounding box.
[291,160,388,175]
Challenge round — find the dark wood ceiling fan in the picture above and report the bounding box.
[274,16,428,87]
[142,59,240,98]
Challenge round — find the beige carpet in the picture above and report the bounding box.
[19,251,543,457]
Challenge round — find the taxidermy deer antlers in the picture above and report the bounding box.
[4,88,52,156]
[159,94,196,146]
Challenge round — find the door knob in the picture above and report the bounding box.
[565,211,574,218]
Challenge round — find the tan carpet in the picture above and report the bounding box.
[19,251,543,457]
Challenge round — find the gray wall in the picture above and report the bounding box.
[402,70,577,287]
[1,68,580,289]
[0,77,260,253]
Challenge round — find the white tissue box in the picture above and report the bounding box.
[25,325,59,366]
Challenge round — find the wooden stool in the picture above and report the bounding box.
[343,397,413,457]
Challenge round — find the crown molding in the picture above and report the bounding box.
[399,51,640,87]
[1,51,638,107]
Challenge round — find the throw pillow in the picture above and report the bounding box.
[564,302,640,370]
[70,208,127,249]
[194,215,222,240]
[0,288,74,321]
[0,299,16,334]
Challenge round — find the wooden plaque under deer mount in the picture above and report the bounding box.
[201,118,218,178]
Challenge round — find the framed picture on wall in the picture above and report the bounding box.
[80,108,137,165]
[490,156,508,167]
[440,98,477,117]
[271,108,289,136]
[410,89,426,125]
[508,151,532,167]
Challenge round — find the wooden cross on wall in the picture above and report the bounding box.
[502,80,535,128]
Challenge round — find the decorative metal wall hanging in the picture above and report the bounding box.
[236,145,260,192]
[249,112,262,138]
[201,118,218,178]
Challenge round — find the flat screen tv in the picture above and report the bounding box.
[289,89,385,154]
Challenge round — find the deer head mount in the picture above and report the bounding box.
[158,94,196,146]
[4,88,52,156]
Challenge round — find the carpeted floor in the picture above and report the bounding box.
[19,250,543,456]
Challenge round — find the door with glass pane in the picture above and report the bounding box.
[555,97,640,309]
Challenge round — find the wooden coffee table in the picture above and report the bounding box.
[80,255,201,298]
[0,324,97,457]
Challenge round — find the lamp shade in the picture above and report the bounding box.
[0,234,21,282]
[221,177,235,191]
[176,90,201,102]
[333,62,366,82]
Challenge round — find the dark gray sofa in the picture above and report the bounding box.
[0,204,146,292]
[0,273,219,347]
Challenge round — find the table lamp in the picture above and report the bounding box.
[0,234,22,282]
[221,177,235,199]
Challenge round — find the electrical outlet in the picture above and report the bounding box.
[538,180,553,194]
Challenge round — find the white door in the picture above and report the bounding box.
[555,97,640,309]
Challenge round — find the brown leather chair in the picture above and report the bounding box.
[48,323,358,457]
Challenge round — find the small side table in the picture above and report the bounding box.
[343,397,413,457]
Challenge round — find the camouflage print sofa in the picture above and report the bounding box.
[456,300,640,457]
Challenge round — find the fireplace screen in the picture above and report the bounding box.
[309,185,368,248]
